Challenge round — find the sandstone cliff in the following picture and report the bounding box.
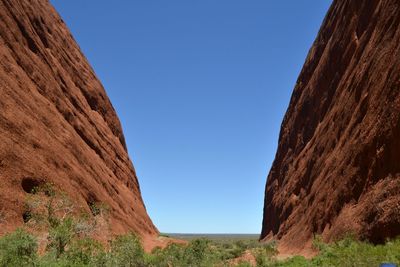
[0,0,157,241]
[261,0,400,252]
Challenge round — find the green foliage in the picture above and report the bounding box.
[184,239,215,266]
[63,238,104,266]
[109,233,146,267]
[217,243,245,260]
[311,234,325,251]
[0,229,37,267]
[31,182,56,197]
[254,237,400,267]
[235,261,253,267]
[88,202,110,218]
[145,238,278,267]
[308,237,400,267]
[88,203,101,216]
[1,224,399,267]
[251,242,278,267]
[147,239,219,267]
[24,186,75,230]
[148,243,186,267]
[265,256,309,267]
[47,217,75,257]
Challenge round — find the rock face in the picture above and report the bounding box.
[0,0,157,240]
[261,0,400,251]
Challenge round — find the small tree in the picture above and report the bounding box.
[47,217,75,258]
[0,229,38,267]
[184,239,216,267]
[110,233,146,267]
[64,237,104,265]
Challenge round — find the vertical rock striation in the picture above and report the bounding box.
[261,0,400,252]
[0,0,157,240]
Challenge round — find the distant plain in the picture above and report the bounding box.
[167,233,259,243]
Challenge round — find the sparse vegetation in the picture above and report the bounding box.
[1,187,398,266]
[252,236,400,267]
[0,229,37,267]
[0,228,399,266]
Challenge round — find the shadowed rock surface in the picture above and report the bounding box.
[0,0,158,242]
[261,0,400,253]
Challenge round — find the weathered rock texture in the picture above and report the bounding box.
[261,0,400,252]
[0,0,158,241]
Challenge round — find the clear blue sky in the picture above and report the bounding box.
[51,0,332,234]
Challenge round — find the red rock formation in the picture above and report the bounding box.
[0,0,158,242]
[261,0,400,252]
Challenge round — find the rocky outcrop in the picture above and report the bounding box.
[0,0,157,240]
[261,0,400,252]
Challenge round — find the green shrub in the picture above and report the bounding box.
[0,229,38,267]
[31,182,56,197]
[235,261,253,267]
[109,233,146,267]
[274,256,309,267]
[184,239,212,266]
[149,243,186,267]
[310,237,400,266]
[64,238,104,266]
[1,226,399,267]
[252,242,278,267]
[148,239,220,267]
[47,217,75,257]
